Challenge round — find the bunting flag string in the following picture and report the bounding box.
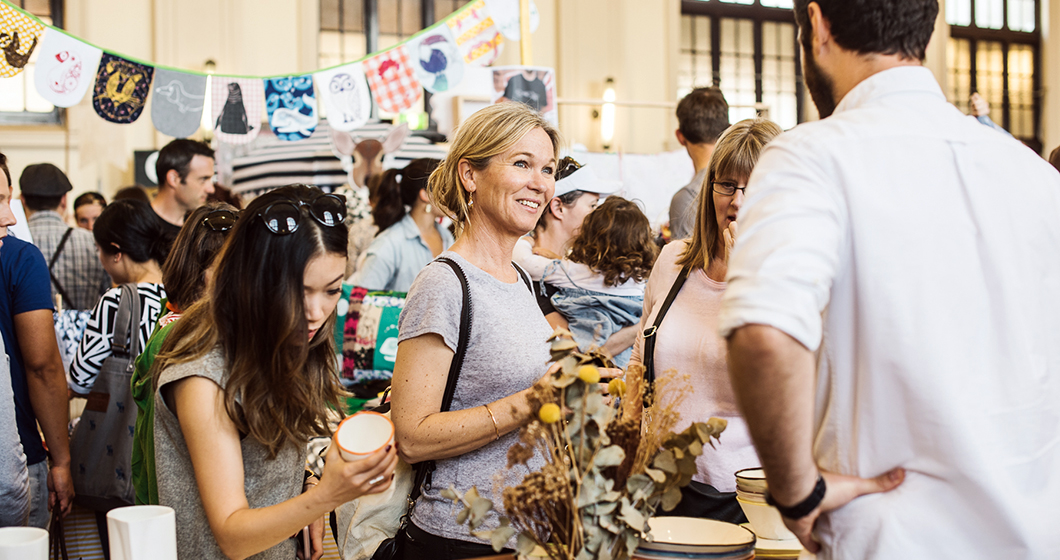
[0,0,540,143]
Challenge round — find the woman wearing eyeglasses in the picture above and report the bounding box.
[152,185,398,560]
[130,202,238,506]
[349,158,452,292]
[628,118,782,522]
[390,103,559,560]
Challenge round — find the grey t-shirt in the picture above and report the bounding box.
[0,335,29,526]
[154,348,304,559]
[398,252,552,543]
[669,167,709,241]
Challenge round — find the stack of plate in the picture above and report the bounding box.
[634,517,756,560]
[734,468,804,560]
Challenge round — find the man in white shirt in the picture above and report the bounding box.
[719,1,1060,559]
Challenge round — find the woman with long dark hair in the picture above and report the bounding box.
[152,185,397,559]
[349,158,452,292]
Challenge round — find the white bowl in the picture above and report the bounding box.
[639,517,756,554]
[335,411,394,462]
[736,497,795,541]
[735,488,767,504]
[0,527,48,560]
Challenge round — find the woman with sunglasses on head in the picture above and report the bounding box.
[390,102,559,560]
[130,202,238,506]
[68,199,172,396]
[628,118,782,522]
[349,158,452,292]
[152,185,398,560]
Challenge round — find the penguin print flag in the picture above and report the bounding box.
[264,74,318,141]
[211,77,263,145]
[0,2,44,78]
[151,68,207,138]
[363,46,422,115]
[407,26,464,94]
[446,0,503,67]
[315,63,371,133]
[33,30,103,108]
[92,53,154,124]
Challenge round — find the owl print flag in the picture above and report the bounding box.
[0,1,44,78]
[33,30,103,108]
[264,74,318,141]
[211,77,263,145]
[315,63,371,132]
[446,0,503,67]
[407,26,464,94]
[151,68,207,138]
[92,53,154,124]
[363,46,422,115]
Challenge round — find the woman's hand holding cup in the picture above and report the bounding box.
[317,441,398,508]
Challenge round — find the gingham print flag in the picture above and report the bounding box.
[363,45,422,115]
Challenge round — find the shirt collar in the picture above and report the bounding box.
[398,213,423,240]
[27,210,66,224]
[833,66,945,115]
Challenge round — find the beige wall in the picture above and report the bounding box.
[3,0,1059,203]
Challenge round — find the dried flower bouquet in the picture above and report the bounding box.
[443,330,728,560]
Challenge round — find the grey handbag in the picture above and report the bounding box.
[70,283,142,512]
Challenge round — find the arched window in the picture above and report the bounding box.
[946,0,1041,152]
[679,0,801,129]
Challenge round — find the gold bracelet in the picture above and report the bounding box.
[483,404,501,441]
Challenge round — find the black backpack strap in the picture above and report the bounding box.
[512,262,533,293]
[48,227,74,309]
[642,266,690,404]
[408,256,472,504]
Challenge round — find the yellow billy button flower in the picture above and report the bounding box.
[578,365,601,384]
[607,378,627,396]
[539,403,561,424]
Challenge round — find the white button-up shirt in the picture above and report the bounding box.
[719,66,1060,559]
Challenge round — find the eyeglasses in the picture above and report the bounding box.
[555,156,583,181]
[201,209,240,232]
[256,193,347,235]
[711,181,747,197]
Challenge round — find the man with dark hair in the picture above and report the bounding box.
[19,164,110,311]
[719,1,1060,558]
[151,139,215,237]
[669,87,729,240]
[0,154,75,528]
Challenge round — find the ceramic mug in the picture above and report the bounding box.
[107,505,178,560]
[0,527,48,560]
[335,411,395,462]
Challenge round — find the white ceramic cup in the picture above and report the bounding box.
[107,505,178,560]
[0,527,48,560]
[736,497,796,541]
[335,411,395,462]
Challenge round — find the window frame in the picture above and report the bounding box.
[0,0,65,126]
[947,0,1041,152]
[679,0,804,125]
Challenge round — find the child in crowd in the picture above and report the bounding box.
[542,196,658,366]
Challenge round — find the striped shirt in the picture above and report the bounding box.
[27,211,110,311]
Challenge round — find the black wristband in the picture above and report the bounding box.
[766,474,826,520]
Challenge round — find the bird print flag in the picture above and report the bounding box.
[264,74,318,141]
[151,68,207,138]
[33,29,103,108]
[0,1,44,78]
[92,53,154,124]
[211,77,263,145]
[315,62,371,133]
[363,46,422,115]
[407,26,464,94]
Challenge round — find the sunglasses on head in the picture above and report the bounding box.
[256,193,347,235]
[201,209,240,232]
[554,156,583,181]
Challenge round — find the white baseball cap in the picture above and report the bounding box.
[554,165,621,198]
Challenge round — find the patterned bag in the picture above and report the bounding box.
[69,283,141,512]
[339,287,406,406]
